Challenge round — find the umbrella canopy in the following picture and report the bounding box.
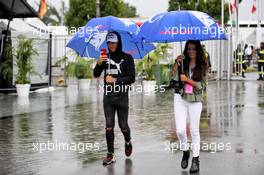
[67,16,155,59]
[0,0,38,19]
[134,10,227,43]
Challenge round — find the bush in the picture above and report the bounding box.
[65,57,93,79]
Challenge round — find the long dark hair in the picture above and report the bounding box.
[261,42,264,50]
[182,40,208,81]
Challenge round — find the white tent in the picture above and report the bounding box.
[25,17,50,33]
[0,19,38,34]
[0,18,50,84]
[0,18,50,37]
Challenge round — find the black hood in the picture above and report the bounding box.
[106,31,123,54]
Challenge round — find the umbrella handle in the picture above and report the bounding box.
[108,55,111,75]
[180,41,184,73]
[181,61,184,73]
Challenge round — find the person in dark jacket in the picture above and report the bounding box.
[256,42,264,80]
[93,31,135,166]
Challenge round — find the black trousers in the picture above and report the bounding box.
[103,93,131,153]
[258,62,264,78]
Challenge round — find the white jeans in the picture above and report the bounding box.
[174,94,202,157]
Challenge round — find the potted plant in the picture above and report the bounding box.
[0,42,13,88]
[14,35,38,97]
[65,56,93,90]
[136,56,157,92]
[136,43,172,93]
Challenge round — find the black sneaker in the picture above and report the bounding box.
[102,153,116,166]
[190,156,200,174]
[125,141,132,157]
[257,77,263,81]
[181,150,190,169]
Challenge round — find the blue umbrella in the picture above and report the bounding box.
[134,10,227,43]
[67,16,155,59]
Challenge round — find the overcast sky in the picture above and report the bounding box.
[124,0,168,17]
[29,0,168,18]
[28,0,264,20]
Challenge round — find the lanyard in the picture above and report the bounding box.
[189,67,193,78]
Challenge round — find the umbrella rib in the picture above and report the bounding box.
[80,31,95,58]
[81,37,91,58]
[129,32,143,59]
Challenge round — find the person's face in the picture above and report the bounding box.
[107,42,118,52]
[187,43,197,60]
[261,43,264,49]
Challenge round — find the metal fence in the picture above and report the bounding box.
[0,31,51,91]
[50,34,237,87]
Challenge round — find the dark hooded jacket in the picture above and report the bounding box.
[93,31,135,96]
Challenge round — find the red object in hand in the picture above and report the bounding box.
[101,48,108,59]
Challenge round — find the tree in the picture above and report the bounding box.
[42,5,62,25]
[206,0,229,24]
[65,0,131,28]
[99,0,125,17]
[123,3,137,18]
[168,0,229,24]
[65,0,96,28]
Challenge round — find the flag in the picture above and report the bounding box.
[229,0,238,14]
[251,0,256,13]
[38,0,47,19]
[229,0,237,27]
[233,0,238,13]
[229,1,233,14]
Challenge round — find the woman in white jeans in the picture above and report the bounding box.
[170,40,208,174]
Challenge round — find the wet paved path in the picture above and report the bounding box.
[0,76,264,175]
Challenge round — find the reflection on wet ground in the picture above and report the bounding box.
[0,80,264,175]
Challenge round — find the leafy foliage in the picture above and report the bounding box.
[58,56,94,79]
[123,3,137,18]
[42,5,62,25]
[0,43,13,81]
[65,0,137,28]
[136,43,172,81]
[168,0,229,24]
[14,36,38,84]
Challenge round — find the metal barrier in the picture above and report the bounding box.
[51,34,238,86]
[0,32,51,92]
